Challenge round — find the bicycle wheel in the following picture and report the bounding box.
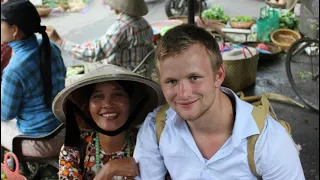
[286,37,319,112]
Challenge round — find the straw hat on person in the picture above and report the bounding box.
[53,64,164,131]
[104,0,148,17]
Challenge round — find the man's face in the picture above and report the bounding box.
[159,44,223,121]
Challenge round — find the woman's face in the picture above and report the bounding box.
[1,20,15,43]
[89,81,130,131]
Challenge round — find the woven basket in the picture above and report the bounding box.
[222,47,259,92]
[271,29,301,51]
[1,152,27,180]
[230,21,255,29]
[36,5,51,17]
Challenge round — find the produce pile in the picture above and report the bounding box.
[279,10,299,30]
[230,16,253,22]
[201,5,230,23]
[43,0,89,12]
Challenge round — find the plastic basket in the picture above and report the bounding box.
[1,152,27,180]
[299,3,319,39]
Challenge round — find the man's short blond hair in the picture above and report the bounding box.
[155,24,222,74]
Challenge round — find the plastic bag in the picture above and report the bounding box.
[257,7,280,42]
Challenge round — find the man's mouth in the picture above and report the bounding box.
[176,99,198,108]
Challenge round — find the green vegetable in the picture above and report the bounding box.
[201,5,230,23]
[231,16,253,22]
[279,10,299,30]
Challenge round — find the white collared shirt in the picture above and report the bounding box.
[134,88,305,180]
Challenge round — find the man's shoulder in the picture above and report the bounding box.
[139,104,176,131]
[255,114,294,155]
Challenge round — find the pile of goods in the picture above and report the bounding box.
[43,0,88,12]
[279,10,299,30]
[201,5,230,24]
[229,16,255,29]
[66,65,85,77]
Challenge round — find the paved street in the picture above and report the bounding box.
[41,0,319,179]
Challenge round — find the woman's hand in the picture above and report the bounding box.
[45,26,63,46]
[93,157,139,180]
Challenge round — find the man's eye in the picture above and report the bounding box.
[190,76,200,81]
[166,80,177,84]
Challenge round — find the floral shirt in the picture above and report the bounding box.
[58,129,137,180]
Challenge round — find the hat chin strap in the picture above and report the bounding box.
[70,95,148,136]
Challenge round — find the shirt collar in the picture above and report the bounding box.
[8,34,38,52]
[117,13,140,21]
[117,13,130,20]
[169,87,260,146]
[221,87,260,146]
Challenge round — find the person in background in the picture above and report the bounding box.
[1,0,66,158]
[46,0,154,76]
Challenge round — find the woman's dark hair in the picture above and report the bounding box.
[13,4,52,108]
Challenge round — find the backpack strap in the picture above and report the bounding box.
[156,104,170,144]
[247,95,270,179]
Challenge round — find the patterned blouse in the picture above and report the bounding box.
[58,129,137,180]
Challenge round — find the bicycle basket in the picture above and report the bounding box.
[299,0,319,39]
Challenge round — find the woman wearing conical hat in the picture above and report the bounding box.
[53,64,164,179]
[46,0,154,76]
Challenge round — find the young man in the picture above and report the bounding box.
[133,24,305,179]
[46,0,153,76]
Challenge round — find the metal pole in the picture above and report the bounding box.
[188,0,195,24]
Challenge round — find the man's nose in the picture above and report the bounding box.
[177,81,192,98]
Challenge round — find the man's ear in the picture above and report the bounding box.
[214,64,225,88]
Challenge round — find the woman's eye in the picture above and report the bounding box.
[114,93,125,97]
[92,94,104,99]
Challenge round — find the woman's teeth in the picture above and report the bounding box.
[102,113,118,118]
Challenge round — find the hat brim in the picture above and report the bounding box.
[53,65,165,131]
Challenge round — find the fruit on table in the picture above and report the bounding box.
[256,43,269,51]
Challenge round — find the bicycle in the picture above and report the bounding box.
[286,0,319,112]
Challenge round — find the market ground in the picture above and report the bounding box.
[42,0,319,179]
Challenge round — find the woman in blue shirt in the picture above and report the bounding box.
[1,0,66,157]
